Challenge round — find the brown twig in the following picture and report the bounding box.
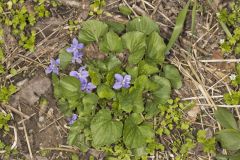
[19,106,33,159]
[1,104,30,119]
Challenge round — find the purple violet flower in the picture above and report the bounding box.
[72,51,83,64]
[66,38,84,54]
[45,58,60,75]
[69,66,96,93]
[113,74,131,90]
[81,80,96,93]
[68,114,78,125]
[66,38,84,64]
[69,66,89,83]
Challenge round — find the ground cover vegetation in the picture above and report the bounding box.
[1,0,240,159]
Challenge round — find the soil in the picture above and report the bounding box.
[0,0,235,159]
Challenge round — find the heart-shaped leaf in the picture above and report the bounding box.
[146,32,166,64]
[59,76,81,99]
[138,61,159,75]
[59,76,80,92]
[131,88,144,113]
[122,31,146,53]
[91,109,123,147]
[215,108,238,129]
[118,92,133,113]
[78,20,108,43]
[99,31,123,53]
[118,88,144,113]
[82,93,98,115]
[151,76,171,104]
[163,65,182,89]
[105,21,125,34]
[123,113,154,148]
[59,49,72,70]
[216,129,240,150]
[68,117,92,152]
[128,50,145,64]
[106,56,121,71]
[126,16,159,35]
[97,84,115,99]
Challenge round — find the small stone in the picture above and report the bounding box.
[47,108,54,118]
[39,116,45,122]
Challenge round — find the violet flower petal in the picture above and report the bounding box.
[114,74,123,82]
[69,71,79,79]
[55,58,60,65]
[122,83,130,88]
[72,38,78,45]
[76,43,84,49]
[124,75,131,82]
[80,78,88,91]
[113,82,122,90]
[85,83,96,93]
[68,114,78,125]
[52,67,59,75]
[45,67,53,74]
[66,47,75,53]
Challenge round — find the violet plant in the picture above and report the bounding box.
[48,16,186,159]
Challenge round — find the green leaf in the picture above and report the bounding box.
[138,61,159,75]
[119,5,132,16]
[97,84,115,99]
[67,117,91,152]
[134,75,159,91]
[123,113,154,148]
[105,21,125,34]
[91,109,123,147]
[215,108,238,129]
[118,88,144,113]
[121,33,147,64]
[146,32,166,64]
[164,0,190,54]
[88,67,101,86]
[216,152,240,160]
[78,20,108,43]
[105,67,122,86]
[82,93,98,115]
[59,49,72,69]
[126,65,139,80]
[59,76,81,99]
[126,16,159,35]
[99,31,123,53]
[151,76,171,104]
[128,50,145,64]
[59,76,80,92]
[216,129,240,150]
[118,92,133,113]
[106,56,121,71]
[57,98,73,116]
[52,74,61,98]
[131,88,144,113]
[122,31,146,53]
[163,65,182,89]
[145,102,159,119]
